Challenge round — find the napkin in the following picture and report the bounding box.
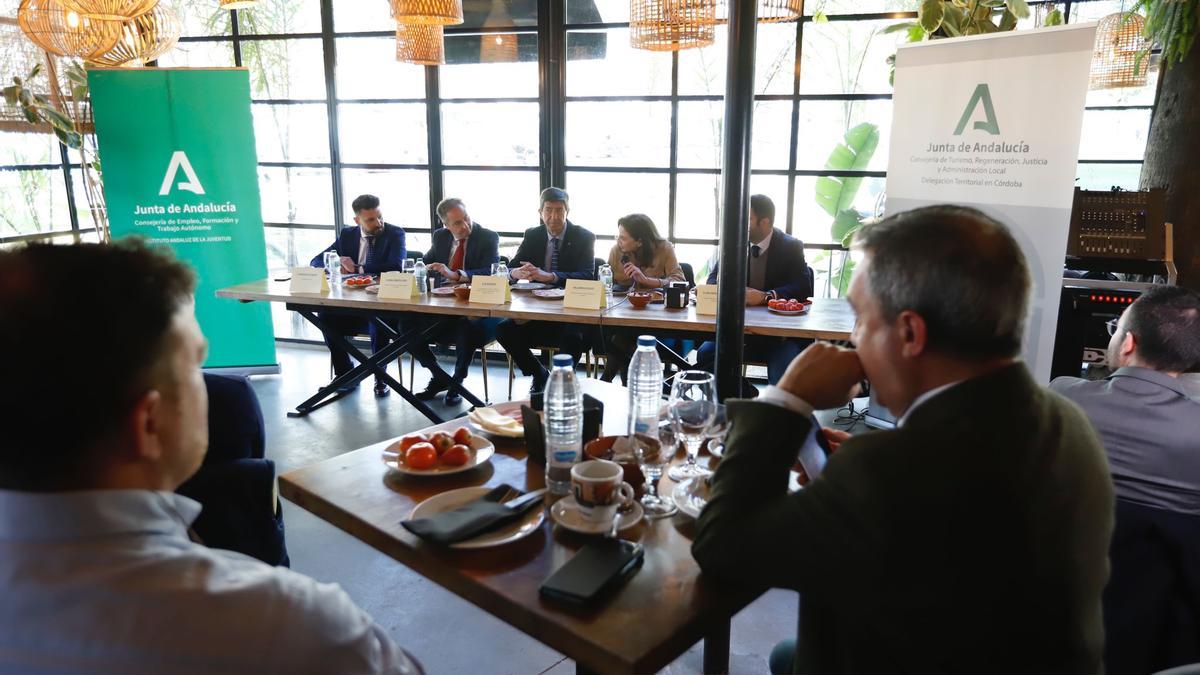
[402,484,544,544]
[468,407,524,438]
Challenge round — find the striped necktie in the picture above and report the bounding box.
[364,235,377,267]
[550,237,560,272]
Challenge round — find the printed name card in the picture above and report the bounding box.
[695,284,718,316]
[563,279,607,310]
[377,271,417,300]
[290,267,328,295]
[469,275,511,304]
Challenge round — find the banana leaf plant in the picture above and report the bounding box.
[812,122,880,295]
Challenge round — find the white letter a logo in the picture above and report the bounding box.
[158,151,206,196]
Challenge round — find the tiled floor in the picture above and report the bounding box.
[250,343,801,674]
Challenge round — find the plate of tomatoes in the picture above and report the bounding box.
[343,275,375,289]
[382,426,495,476]
[766,298,812,315]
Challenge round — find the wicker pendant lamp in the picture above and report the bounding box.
[1090,12,1150,90]
[17,0,122,61]
[630,0,716,51]
[712,0,803,23]
[480,0,518,63]
[90,1,179,66]
[390,0,463,26]
[219,0,260,9]
[55,0,156,21]
[395,22,444,65]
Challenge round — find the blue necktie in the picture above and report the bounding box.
[550,237,560,272]
[364,235,377,267]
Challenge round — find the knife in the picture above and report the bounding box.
[500,488,548,513]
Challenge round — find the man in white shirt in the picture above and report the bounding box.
[0,240,420,675]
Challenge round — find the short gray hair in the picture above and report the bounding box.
[854,205,1030,359]
[436,197,466,222]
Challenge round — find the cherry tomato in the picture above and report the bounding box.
[442,444,471,467]
[786,301,802,311]
[404,443,437,470]
[767,299,779,309]
[398,433,427,453]
[452,427,473,445]
[429,431,455,455]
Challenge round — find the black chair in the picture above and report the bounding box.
[1104,498,1200,675]
[679,262,696,289]
[177,374,289,567]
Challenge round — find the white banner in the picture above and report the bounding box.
[885,24,1097,382]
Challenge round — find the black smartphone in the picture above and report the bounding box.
[540,539,644,606]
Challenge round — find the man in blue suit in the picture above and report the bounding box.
[496,187,597,395]
[409,198,502,406]
[695,194,813,392]
[308,194,406,397]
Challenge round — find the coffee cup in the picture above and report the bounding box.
[570,459,635,525]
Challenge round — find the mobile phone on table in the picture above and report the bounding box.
[540,539,644,606]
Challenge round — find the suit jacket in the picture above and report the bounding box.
[705,227,812,300]
[508,220,596,286]
[423,223,500,280]
[693,363,1113,675]
[309,223,406,276]
[1051,367,1200,515]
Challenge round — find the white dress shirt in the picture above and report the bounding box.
[0,489,417,675]
[757,381,963,428]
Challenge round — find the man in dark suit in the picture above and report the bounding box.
[693,206,1114,675]
[1050,286,1200,672]
[496,187,597,394]
[308,194,406,397]
[695,194,813,390]
[408,198,502,406]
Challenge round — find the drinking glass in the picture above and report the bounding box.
[667,371,716,481]
[704,404,730,458]
[491,262,509,278]
[322,251,339,274]
[598,263,613,295]
[632,413,678,518]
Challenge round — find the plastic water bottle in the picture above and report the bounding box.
[324,251,342,286]
[545,354,582,496]
[627,335,662,437]
[413,260,427,295]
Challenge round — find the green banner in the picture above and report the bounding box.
[89,68,275,369]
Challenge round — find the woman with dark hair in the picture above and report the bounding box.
[608,214,685,290]
[600,214,686,381]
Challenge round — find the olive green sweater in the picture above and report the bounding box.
[693,363,1113,675]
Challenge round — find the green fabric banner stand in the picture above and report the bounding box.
[89,68,277,372]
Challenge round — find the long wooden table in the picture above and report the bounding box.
[278,379,761,675]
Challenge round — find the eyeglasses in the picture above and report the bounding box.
[1106,318,1120,336]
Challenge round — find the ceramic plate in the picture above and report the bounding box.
[342,277,375,290]
[672,477,710,519]
[767,305,810,316]
[532,288,567,299]
[382,436,495,476]
[511,282,552,292]
[550,495,643,535]
[409,486,545,549]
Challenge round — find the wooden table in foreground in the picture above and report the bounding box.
[278,379,761,675]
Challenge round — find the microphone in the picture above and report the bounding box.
[620,254,629,265]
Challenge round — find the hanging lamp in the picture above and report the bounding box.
[219,0,260,10]
[55,0,157,21]
[390,0,464,26]
[711,0,803,23]
[1089,12,1150,90]
[90,1,179,66]
[17,0,122,61]
[630,0,716,51]
[480,0,517,63]
[395,22,444,65]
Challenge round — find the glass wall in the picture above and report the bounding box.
[2,0,1156,325]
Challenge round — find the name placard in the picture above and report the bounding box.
[290,267,328,295]
[695,284,718,316]
[564,279,606,310]
[469,275,511,304]
[377,271,416,300]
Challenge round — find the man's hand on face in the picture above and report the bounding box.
[746,288,767,306]
[777,342,866,410]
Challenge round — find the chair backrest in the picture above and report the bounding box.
[805,265,815,299]
[1105,498,1200,674]
[499,254,510,266]
[202,373,264,464]
[679,262,696,289]
[406,251,423,261]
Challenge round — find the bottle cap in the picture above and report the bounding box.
[552,354,574,368]
[637,335,656,347]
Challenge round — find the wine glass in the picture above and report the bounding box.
[705,404,730,458]
[631,413,678,519]
[666,371,716,481]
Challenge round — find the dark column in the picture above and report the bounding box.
[714,0,758,400]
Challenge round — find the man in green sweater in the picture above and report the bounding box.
[693,205,1114,675]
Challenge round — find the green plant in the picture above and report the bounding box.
[3,63,82,149]
[883,0,1033,83]
[1131,0,1197,68]
[812,122,880,295]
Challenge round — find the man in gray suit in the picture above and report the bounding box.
[1050,286,1200,514]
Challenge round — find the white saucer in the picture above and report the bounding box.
[550,496,643,535]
